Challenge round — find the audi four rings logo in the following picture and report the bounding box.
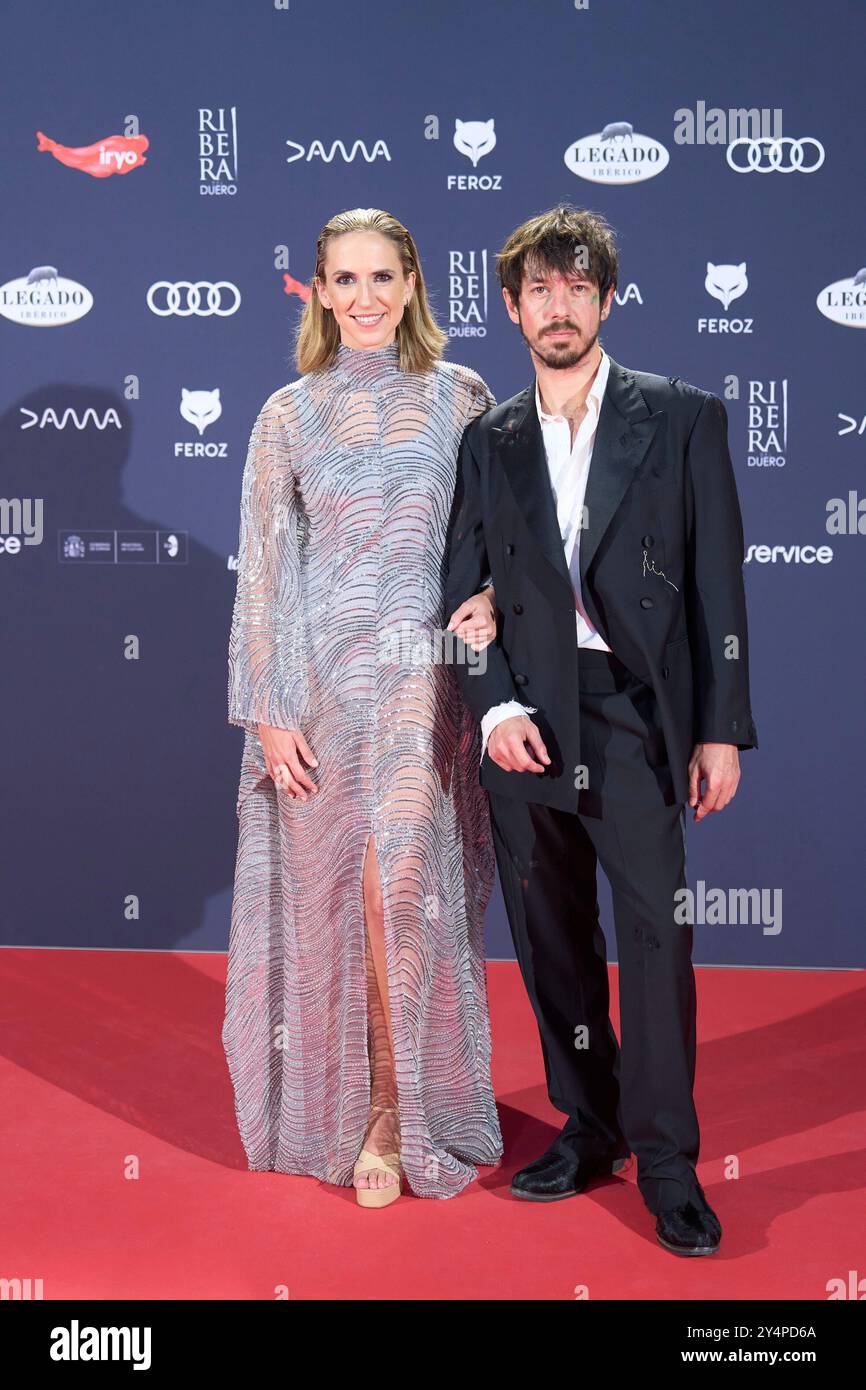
[146,281,241,315]
[726,136,825,173]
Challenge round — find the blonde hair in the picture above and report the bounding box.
[294,208,448,375]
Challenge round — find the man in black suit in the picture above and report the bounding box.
[444,205,757,1256]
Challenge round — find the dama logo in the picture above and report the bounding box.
[20,405,122,431]
[285,137,390,164]
[837,411,866,437]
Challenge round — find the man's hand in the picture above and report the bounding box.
[446,586,497,652]
[258,724,319,802]
[688,741,740,822]
[488,714,551,773]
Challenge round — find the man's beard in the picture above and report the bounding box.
[522,319,600,372]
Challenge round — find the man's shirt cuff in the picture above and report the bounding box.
[480,700,538,762]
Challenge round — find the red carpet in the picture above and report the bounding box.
[1,949,863,1300]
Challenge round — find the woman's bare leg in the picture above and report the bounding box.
[355,832,400,1190]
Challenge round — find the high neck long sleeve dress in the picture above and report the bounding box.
[223,339,503,1198]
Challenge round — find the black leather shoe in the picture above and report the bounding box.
[655,1188,722,1256]
[511,1149,630,1202]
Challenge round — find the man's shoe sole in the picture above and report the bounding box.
[656,1231,720,1256]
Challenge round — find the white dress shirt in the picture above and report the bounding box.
[479,347,613,761]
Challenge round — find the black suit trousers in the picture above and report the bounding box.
[488,648,701,1214]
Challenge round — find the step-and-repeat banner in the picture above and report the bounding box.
[3,0,863,967]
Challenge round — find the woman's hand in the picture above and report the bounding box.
[446,586,497,651]
[258,724,319,801]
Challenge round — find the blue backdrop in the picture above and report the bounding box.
[3,0,864,968]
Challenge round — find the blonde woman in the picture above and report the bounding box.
[223,208,502,1206]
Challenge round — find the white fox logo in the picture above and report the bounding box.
[180,387,221,435]
[454,118,496,168]
[705,262,748,311]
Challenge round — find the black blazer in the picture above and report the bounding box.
[443,354,758,812]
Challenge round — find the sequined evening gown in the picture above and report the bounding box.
[223,340,503,1198]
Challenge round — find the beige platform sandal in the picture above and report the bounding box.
[353,1148,403,1208]
[353,1103,402,1207]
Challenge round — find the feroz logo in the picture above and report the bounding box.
[177,388,228,457]
[453,119,496,168]
[705,262,748,311]
[0,266,93,326]
[817,268,866,328]
[699,263,753,335]
[564,121,670,184]
[448,120,502,190]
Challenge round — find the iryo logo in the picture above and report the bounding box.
[36,129,148,177]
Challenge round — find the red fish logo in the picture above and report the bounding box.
[36,130,149,178]
[283,273,312,303]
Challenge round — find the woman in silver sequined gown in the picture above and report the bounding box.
[222,210,503,1199]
